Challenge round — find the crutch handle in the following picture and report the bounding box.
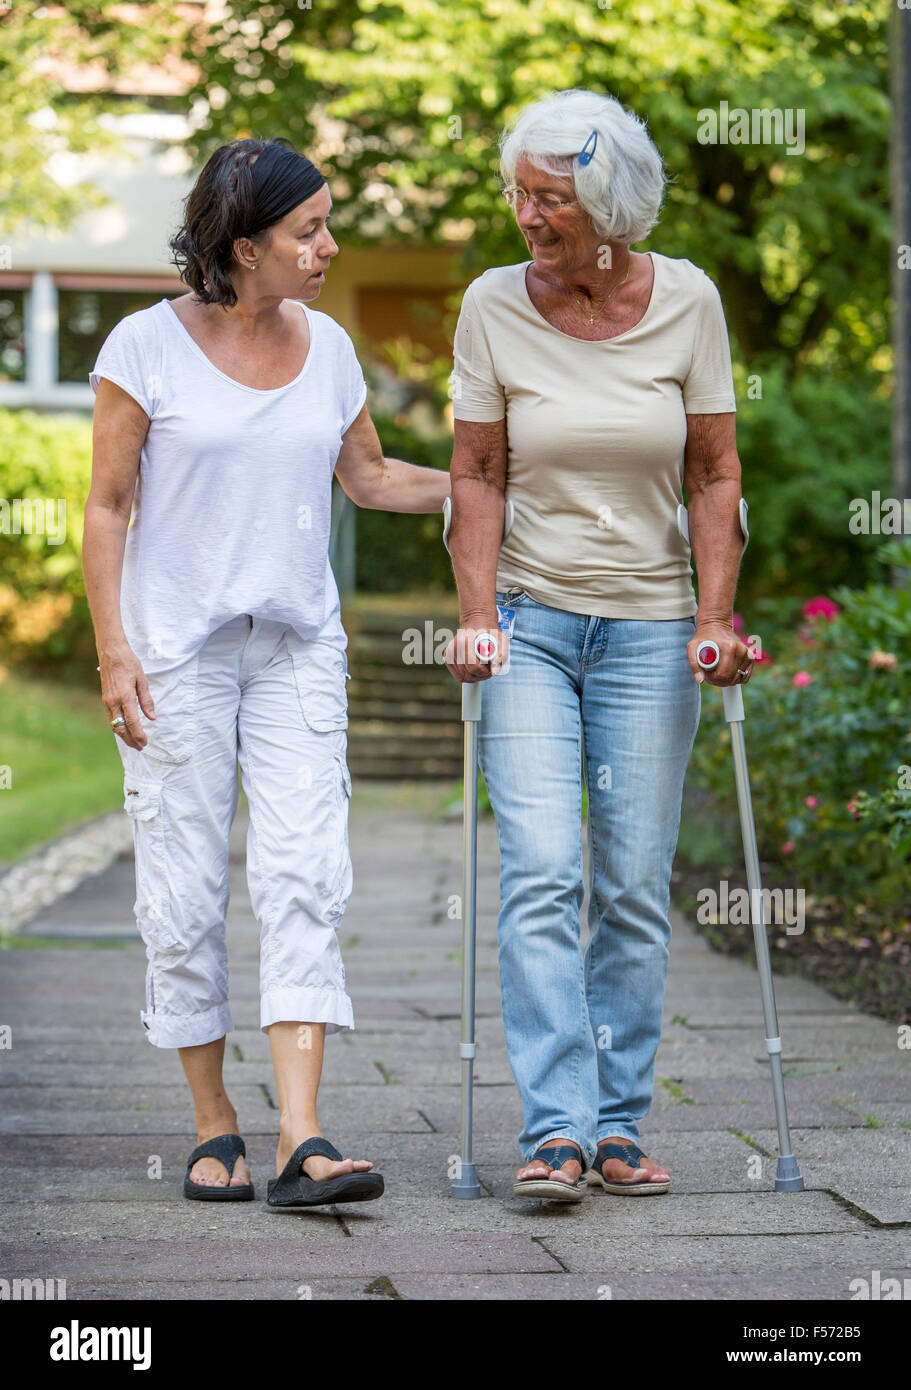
[696,640,721,671]
[696,642,747,721]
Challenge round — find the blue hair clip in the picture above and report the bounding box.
[577,130,598,166]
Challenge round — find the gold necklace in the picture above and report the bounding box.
[571,258,632,325]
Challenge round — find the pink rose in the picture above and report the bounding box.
[782,841,794,855]
[805,796,818,808]
[802,596,840,621]
[793,670,812,687]
[732,611,746,633]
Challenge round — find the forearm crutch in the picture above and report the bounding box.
[441,495,514,1198]
[679,499,804,1192]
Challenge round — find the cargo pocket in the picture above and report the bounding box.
[327,753,353,924]
[140,656,200,765]
[287,636,349,732]
[123,778,187,957]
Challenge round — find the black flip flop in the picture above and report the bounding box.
[184,1133,255,1201]
[266,1136,385,1209]
[586,1141,670,1195]
[512,1142,587,1201]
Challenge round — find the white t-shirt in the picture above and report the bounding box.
[452,253,737,619]
[89,298,367,674]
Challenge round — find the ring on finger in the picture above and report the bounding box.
[110,715,126,730]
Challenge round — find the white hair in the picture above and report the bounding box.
[499,88,667,245]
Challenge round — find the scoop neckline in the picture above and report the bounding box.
[521,251,658,344]
[161,297,316,394]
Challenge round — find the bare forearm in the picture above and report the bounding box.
[82,502,131,654]
[449,475,504,624]
[688,474,743,623]
[356,457,450,513]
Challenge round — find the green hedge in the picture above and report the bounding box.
[354,414,453,592]
[731,362,891,606]
[0,407,95,678]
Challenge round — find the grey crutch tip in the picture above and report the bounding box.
[450,1163,481,1199]
[774,1155,805,1192]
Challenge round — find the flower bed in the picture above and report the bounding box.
[678,539,911,1021]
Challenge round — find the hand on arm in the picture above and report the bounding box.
[82,379,155,749]
[334,404,450,513]
[683,410,752,687]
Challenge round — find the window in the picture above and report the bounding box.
[57,288,182,384]
[0,290,26,383]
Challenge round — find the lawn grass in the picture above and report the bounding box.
[0,672,124,868]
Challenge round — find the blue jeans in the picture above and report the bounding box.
[477,589,701,1168]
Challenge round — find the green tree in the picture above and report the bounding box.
[188,0,889,378]
[0,0,188,235]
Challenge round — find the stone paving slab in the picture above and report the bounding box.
[752,1126,911,1164]
[0,1234,561,1278]
[58,1279,395,1300]
[626,1103,870,1132]
[654,1042,906,1079]
[850,1104,911,1125]
[387,1269,907,1300]
[661,1003,851,1027]
[503,1190,855,1237]
[820,1187,911,1225]
[0,1083,277,1135]
[0,1059,263,1088]
[537,1229,911,1275]
[685,1072,911,1108]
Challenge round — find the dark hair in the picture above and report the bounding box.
[169,138,327,307]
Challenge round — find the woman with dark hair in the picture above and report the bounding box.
[82,138,449,1207]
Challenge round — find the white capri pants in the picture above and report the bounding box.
[117,614,354,1048]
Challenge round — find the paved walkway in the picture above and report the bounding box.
[1,783,909,1300]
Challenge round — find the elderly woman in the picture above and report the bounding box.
[83,138,449,1206]
[444,89,750,1202]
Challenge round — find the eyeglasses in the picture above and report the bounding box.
[501,185,577,215]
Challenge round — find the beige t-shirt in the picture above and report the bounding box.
[451,252,737,619]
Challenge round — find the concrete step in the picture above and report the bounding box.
[343,595,464,781]
[349,699,462,722]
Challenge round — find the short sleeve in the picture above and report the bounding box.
[89,314,157,417]
[682,274,737,414]
[339,330,368,433]
[451,281,506,422]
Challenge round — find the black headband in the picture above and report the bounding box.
[247,144,327,233]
